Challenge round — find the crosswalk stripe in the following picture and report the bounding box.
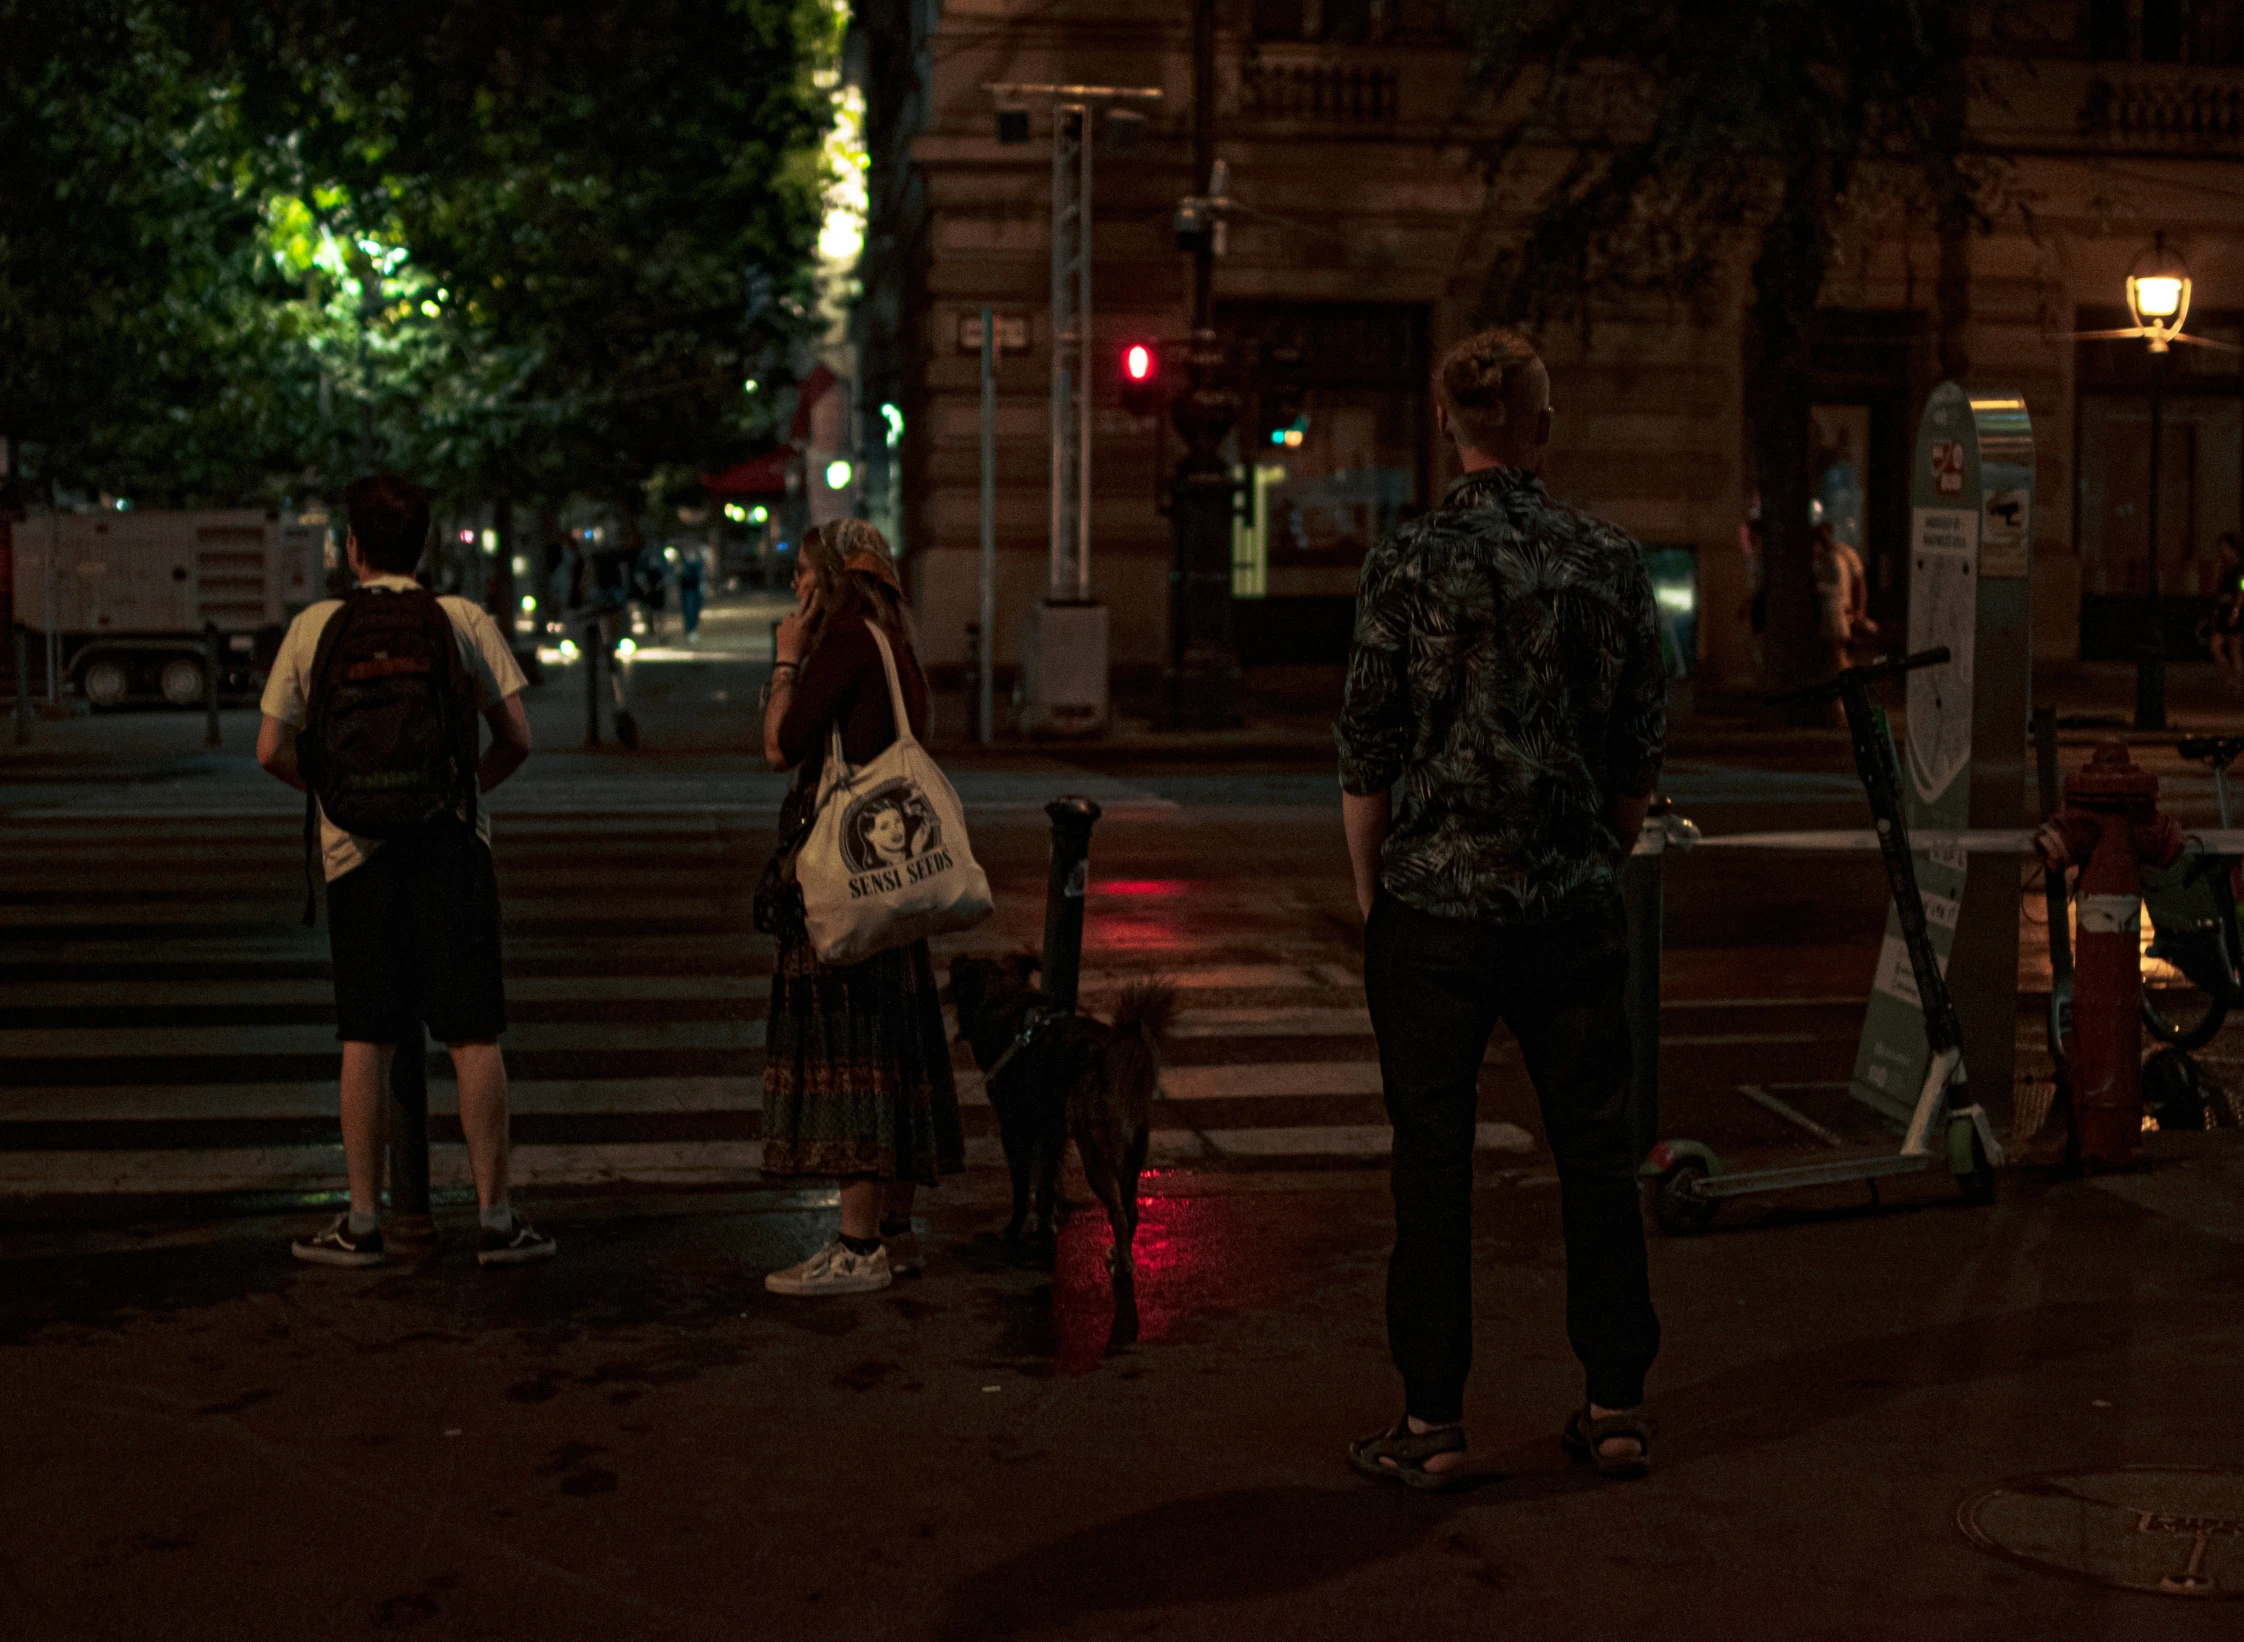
[0,975,756,1008]
[4,1123,1559,1196]
[0,1021,763,1056]
[3,1062,1418,1121]
[1160,1062,1383,1100]
[0,1078,761,1122]
[0,808,1546,1190]
[1154,1122,1535,1162]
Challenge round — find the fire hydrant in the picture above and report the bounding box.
[2036,740,2184,1165]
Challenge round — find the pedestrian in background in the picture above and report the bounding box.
[678,547,706,644]
[757,519,962,1295]
[1336,327,1665,1488]
[1812,521,1874,674]
[256,473,553,1268]
[632,534,669,639]
[2211,531,2244,700]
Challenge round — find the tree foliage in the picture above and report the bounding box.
[1,0,836,513]
[0,2,310,503]
[1459,0,2014,693]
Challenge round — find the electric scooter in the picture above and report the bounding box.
[1641,647,2004,1232]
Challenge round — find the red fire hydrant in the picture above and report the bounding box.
[2037,740,2184,1165]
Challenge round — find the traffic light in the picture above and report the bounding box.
[1253,334,1308,446]
[1118,339,1163,418]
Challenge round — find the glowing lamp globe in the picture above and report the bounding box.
[2127,236,2192,352]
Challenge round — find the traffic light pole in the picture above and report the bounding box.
[985,79,1163,737]
[1164,0,1244,729]
[2136,348,2168,731]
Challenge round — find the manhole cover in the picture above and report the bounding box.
[1959,1467,2244,1597]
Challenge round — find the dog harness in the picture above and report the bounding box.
[985,1002,1068,1083]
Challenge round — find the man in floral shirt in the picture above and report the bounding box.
[1338,327,1666,1489]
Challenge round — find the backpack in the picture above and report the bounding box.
[296,587,481,923]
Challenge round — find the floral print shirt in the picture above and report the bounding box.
[1335,465,1667,925]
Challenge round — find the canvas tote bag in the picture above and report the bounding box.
[797,623,993,965]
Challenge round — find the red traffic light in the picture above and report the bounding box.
[1118,339,1162,416]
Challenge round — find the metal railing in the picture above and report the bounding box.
[1238,61,1400,123]
[2082,73,2244,146]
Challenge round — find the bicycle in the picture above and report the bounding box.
[2137,733,2244,1054]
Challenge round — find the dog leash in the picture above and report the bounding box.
[985,1002,1068,1083]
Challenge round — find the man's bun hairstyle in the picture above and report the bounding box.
[1435,326,1544,456]
[342,472,432,576]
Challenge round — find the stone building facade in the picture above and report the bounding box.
[853,0,2244,694]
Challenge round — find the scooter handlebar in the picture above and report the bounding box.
[1766,646,1951,707]
[2177,733,2244,767]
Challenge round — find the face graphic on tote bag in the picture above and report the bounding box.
[841,780,944,874]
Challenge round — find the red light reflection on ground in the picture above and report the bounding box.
[1046,1191,1240,1373]
[1084,917,1195,951]
[1093,879,1187,898]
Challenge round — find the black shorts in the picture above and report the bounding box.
[327,826,507,1045]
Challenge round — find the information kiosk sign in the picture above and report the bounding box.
[1851,383,2035,1121]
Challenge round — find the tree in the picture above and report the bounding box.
[2,0,837,518]
[0,1,314,506]
[222,0,836,512]
[1459,1,2010,696]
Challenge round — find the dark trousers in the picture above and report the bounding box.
[1364,892,1659,1422]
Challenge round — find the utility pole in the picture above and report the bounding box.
[983,79,1162,735]
[1165,0,1244,729]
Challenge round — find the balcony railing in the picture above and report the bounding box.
[2082,73,2244,147]
[1239,60,1400,123]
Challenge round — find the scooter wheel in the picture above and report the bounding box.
[1651,1158,1718,1235]
[1951,1118,1997,1206]
[613,711,639,750]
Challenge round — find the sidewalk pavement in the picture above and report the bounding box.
[4,1132,2241,1640]
[11,630,2241,782]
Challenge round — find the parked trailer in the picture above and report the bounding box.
[13,510,328,707]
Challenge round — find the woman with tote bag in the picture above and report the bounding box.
[757,521,966,1296]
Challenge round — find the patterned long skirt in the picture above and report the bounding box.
[760,934,965,1185]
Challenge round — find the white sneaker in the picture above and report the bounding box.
[883,1229,923,1276]
[765,1239,892,1296]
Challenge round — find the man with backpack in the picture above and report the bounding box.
[256,473,554,1268]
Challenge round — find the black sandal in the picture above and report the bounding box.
[1561,1406,1655,1480]
[1347,1416,1470,1492]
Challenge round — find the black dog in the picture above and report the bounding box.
[948,954,1177,1350]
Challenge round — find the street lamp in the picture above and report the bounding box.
[2127,236,2192,351]
[2079,234,2227,728]
[2130,236,2188,727]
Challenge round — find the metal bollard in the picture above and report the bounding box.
[12,624,30,745]
[963,622,984,744]
[202,622,222,748]
[386,1020,437,1246]
[582,621,601,748]
[1041,796,1103,1012]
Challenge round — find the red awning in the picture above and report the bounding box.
[701,450,793,497]
[789,363,839,442]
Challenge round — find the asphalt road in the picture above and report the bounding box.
[6,610,2244,1636]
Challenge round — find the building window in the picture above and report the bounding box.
[1252,0,1385,43]
[2075,306,2244,659]
[2144,0,2185,61]
[2087,0,2131,60]
[1219,301,1428,595]
[2086,0,2244,63]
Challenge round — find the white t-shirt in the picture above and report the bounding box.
[261,575,527,881]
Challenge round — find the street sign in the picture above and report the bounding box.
[955,314,1028,353]
[1852,383,2035,1123]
